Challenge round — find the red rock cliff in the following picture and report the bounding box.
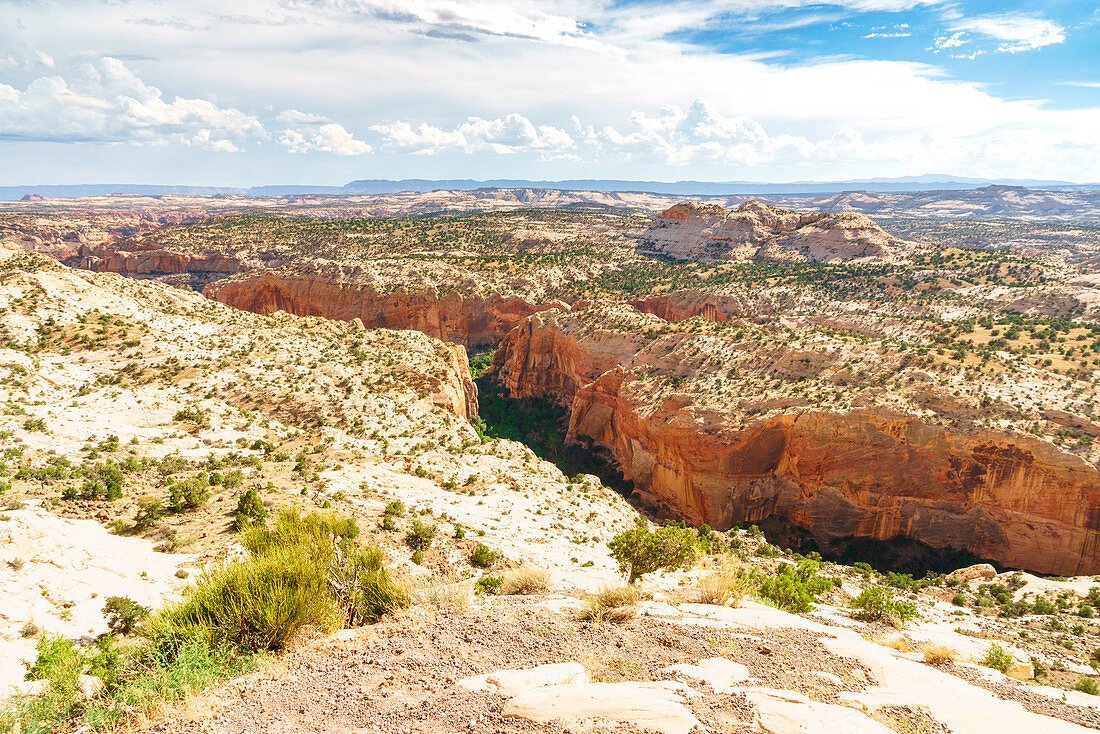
[492,310,1100,575]
[206,267,567,348]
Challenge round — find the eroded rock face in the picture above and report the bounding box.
[491,309,1100,575]
[76,244,258,277]
[206,266,567,348]
[641,201,913,263]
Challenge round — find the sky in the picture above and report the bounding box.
[1,0,1098,186]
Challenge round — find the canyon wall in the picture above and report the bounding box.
[76,244,258,277]
[206,269,568,348]
[492,311,1100,575]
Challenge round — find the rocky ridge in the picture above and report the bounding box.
[641,201,916,263]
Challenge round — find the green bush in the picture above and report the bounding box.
[166,475,210,512]
[469,543,501,568]
[983,643,1014,674]
[1074,678,1099,696]
[607,520,698,583]
[755,560,834,613]
[79,461,124,500]
[132,497,161,532]
[156,547,338,652]
[155,509,381,654]
[850,587,919,627]
[475,575,503,595]
[233,488,267,530]
[103,596,150,636]
[404,520,435,551]
[327,543,408,625]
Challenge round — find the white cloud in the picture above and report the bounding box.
[372,113,575,157]
[280,123,372,155]
[276,109,330,124]
[0,57,265,150]
[937,12,1065,55]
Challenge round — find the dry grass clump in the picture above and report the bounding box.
[579,585,640,623]
[867,634,915,653]
[922,644,958,666]
[418,575,473,611]
[693,565,754,607]
[500,566,550,595]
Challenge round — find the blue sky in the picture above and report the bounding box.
[1,0,1098,185]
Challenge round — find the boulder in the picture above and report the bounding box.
[457,662,588,697]
[743,688,895,734]
[503,681,702,734]
[946,564,997,583]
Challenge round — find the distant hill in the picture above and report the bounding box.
[1,176,1094,201]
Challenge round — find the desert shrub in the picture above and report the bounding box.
[469,543,501,568]
[922,644,957,665]
[156,547,338,652]
[132,498,161,532]
[983,643,1013,674]
[80,461,124,500]
[755,560,834,613]
[579,585,640,623]
[327,543,408,625]
[850,587,919,627]
[22,417,47,432]
[241,507,358,565]
[156,509,378,653]
[103,596,150,636]
[608,520,698,583]
[404,520,435,551]
[1031,597,1057,615]
[475,575,503,595]
[232,488,266,530]
[166,475,210,512]
[173,406,205,423]
[693,566,754,607]
[500,566,550,595]
[1075,678,1100,696]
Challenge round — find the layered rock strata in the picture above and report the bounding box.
[491,306,1100,575]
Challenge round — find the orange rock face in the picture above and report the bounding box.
[492,311,1100,575]
[206,268,567,348]
[78,244,255,276]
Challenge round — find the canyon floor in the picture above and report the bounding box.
[0,188,1099,733]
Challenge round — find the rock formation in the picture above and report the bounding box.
[205,264,568,348]
[491,307,1100,576]
[641,201,913,263]
[76,243,260,277]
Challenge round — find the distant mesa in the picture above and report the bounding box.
[641,200,912,263]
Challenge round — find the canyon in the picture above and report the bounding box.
[490,306,1100,576]
[4,193,1099,577]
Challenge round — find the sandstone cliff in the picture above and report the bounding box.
[76,243,260,277]
[641,201,913,263]
[491,306,1100,575]
[205,264,569,348]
